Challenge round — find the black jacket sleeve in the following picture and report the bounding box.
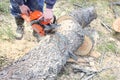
[45,0,56,9]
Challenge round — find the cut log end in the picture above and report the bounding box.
[57,15,73,24]
[112,18,120,41]
[75,35,93,56]
[112,18,120,32]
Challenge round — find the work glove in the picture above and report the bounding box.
[19,4,30,16]
[43,8,53,22]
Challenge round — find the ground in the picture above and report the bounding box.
[0,0,120,80]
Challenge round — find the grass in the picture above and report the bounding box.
[0,0,10,14]
[97,41,117,53]
[100,72,116,80]
[105,76,116,80]
[0,17,15,41]
[0,0,15,41]
[0,56,8,67]
[99,75,116,80]
[0,24,15,41]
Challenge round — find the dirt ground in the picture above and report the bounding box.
[0,0,120,80]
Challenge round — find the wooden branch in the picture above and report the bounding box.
[100,21,114,33]
[100,19,120,41]
[73,65,120,80]
[73,3,82,8]
[0,7,97,80]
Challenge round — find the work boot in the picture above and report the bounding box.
[15,17,24,40]
[33,30,41,42]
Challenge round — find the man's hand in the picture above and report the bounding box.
[43,8,53,22]
[19,4,30,16]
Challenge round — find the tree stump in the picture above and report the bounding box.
[113,18,120,32]
[112,18,120,40]
[0,7,97,80]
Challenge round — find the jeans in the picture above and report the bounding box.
[10,0,44,18]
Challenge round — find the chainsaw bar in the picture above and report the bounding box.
[44,24,60,34]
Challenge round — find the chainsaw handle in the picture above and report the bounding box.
[30,17,50,26]
[21,10,43,22]
[40,18,51,25]
[21,14,30,22]
[40,15,56,24]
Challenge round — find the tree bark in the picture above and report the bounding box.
[0,7,97,80]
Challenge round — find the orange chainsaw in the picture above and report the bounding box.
[21,10,57,36]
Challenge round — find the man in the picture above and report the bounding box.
[10,0,56,40]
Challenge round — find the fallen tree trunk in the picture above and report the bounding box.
[0,7,97,80]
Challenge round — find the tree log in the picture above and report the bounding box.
[112,18,120,32]
[0,7,97,80]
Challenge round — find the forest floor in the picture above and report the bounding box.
[0,0,120,80]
